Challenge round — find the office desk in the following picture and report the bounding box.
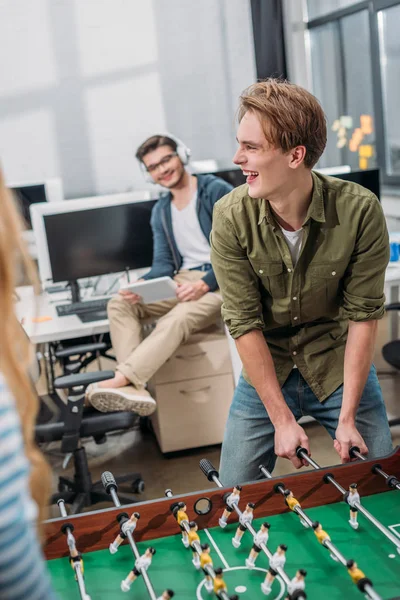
[16,286,111,392]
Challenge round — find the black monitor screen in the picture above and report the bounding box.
[209,167,380,199]
[44,200,156,282]
[332,168,380,200]
[11,184,47,228]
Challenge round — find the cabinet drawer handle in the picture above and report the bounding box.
[180,386,211,395]
[175,352,207,360]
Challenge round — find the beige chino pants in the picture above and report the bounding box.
[107,270,223,389]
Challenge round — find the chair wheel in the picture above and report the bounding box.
[132,478,145,494]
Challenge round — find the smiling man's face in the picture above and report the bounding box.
[142,144,185,189]
[233,110,295,199]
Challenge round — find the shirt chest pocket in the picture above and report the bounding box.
[308,263,344,310]
[253,261,286,298]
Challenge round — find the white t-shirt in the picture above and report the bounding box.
[171,193,211,269]
[280,226,304,267]
[270,551,286,570]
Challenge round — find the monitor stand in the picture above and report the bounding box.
[69,280,81,303]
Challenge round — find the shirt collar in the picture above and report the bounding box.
[257,171,326,226]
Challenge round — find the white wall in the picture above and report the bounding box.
[0,0,256,198]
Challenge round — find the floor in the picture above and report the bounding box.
[41,314,400,517]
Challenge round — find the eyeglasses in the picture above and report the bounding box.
[145,152,178,174]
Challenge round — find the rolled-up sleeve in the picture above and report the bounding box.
[341,195,389,322]
[210,203,264,338]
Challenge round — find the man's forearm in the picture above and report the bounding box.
[340,320,378,424]
[235,330,293,426]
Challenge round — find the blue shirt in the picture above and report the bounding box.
[142,174,233,291]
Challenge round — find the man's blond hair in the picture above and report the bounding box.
[238,79,327,168]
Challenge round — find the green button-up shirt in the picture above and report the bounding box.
[210,171,389,401]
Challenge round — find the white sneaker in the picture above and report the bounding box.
[87,383,156,416]
[219,518,227,528]
[192,558,200,569]
[121,580,130,592]
[182,537,190,548]
[232,537,241,548]
[205,582,213,594]
[261,582,271,595]
[245,558,255,569]
[349,520,359,530]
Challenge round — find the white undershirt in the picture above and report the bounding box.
[171,192,211,269]
[280,226,304,267]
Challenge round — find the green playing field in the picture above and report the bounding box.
[48,490,400,599]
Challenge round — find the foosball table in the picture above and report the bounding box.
[45,446,400,599]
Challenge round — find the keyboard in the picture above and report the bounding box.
[55,298,111,318]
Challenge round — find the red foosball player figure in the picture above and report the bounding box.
[174,502,190,547]
[200,543,213,593]
[232,502,255,548]
[219,485,242,528]
[344,483,361,530]
[157,590,175,600]
[120,547,156,592]
[261,544,287,595]
[188,521,200,569]
[213,567,228,597]
[286,569,307,599]
[283,489,309,528]
[109,512,140,554]
[246,522,271,568]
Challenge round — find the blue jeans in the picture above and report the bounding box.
[219,365,393,487]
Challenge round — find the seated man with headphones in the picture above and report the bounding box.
[86,134,233,414]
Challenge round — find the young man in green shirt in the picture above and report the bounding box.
[210,79,392,485]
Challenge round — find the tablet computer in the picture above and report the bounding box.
[120,276,177,304]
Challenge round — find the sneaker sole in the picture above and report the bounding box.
[89,390,156,416]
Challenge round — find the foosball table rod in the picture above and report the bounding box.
[101,471,158,600]
[58,499,91,600]
[165,488,231,600]
[199,459,303,597]
[296,446,400,555]
[349,446,400,492]
[258,465,382,600]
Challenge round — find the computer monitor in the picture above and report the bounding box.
[8,178,64,229]
[31,192,156,288]
[203,164,380,199]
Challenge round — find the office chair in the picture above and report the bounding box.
[52,333,115,377]
[381,302,400,427]
[35,369,144,514]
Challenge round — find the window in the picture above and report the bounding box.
[307,0,364,20]
[378,3,400,176]
[310,10,376,170]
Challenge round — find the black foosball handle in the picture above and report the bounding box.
[199,459,219,482]
[101,471,117,494]
[349,446,361,459]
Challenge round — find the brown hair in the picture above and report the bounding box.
[0,166,51,532]
[136,135,177,162]
[238,78,327,168]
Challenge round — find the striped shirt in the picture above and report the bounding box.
[0,375,58,600]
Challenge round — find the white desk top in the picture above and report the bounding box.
[16,286,110,345]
